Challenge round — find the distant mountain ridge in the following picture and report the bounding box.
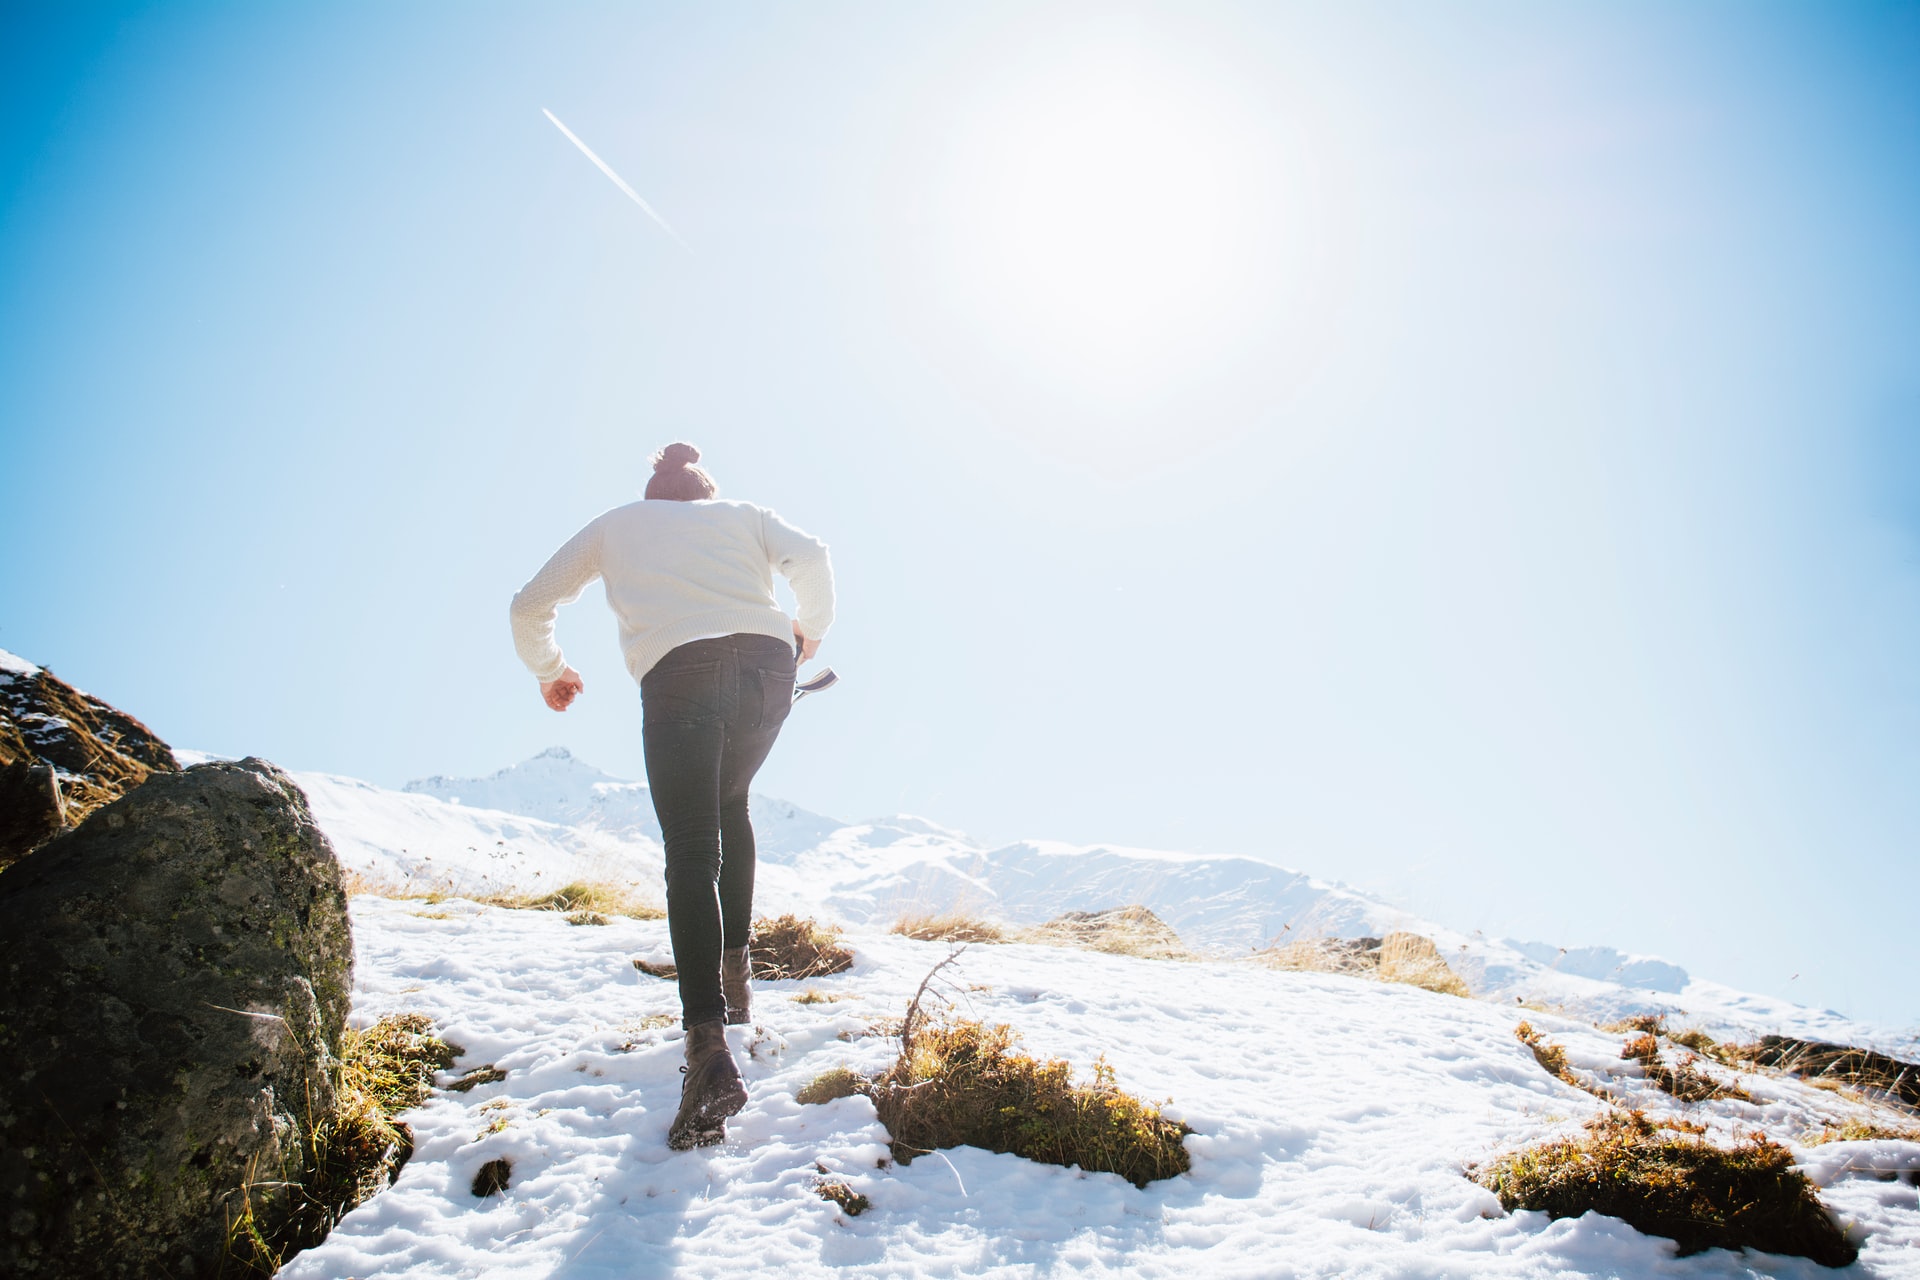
[299,748,1877,1045]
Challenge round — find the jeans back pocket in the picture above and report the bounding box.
[642,659,723,726]
[754,665,797,731]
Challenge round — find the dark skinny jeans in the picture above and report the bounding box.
[640,633,796,1028]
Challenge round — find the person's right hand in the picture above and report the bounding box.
[541,666,584,712]
[792,621,820,665]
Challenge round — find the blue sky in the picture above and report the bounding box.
[3,2,1917,1027]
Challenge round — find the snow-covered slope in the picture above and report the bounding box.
[277,901,1920,1280]
[294,749,1896,1046]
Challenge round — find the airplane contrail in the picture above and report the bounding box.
[542,108,687,250]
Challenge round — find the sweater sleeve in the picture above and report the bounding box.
[509,518,605,681]
[762,508,835,641]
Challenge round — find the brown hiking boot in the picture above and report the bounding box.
[667,1020,748,1150]
[722,945,752,1025]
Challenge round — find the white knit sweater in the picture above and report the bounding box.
[509,498,835,684]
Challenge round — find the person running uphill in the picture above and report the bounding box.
[509,442,835,1149]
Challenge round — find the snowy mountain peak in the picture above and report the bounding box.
[399,749,847,854]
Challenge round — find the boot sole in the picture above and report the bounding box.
[668,1119,728,1150]
[667,1076,748,1150]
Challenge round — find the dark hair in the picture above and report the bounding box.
[644,441,718,501]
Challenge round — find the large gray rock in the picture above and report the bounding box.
[0,758,354,1279]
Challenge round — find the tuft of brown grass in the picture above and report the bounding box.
[1475,1110,1857,1267]
[1255,932,1471,997]
[1621,1032,1752,1104]
[225,1013,459,1275]
[791,988,850,1005]
[1669,1027,1723,1058]
[489,880,664,920]
[1803,1118,1920,1144]
[751,914,855,979]
[1516,1021,1576,1084]
[863,1019,1192,1188]
[1601,1014,1668,1035]
[1727,1036,1920,1109]
[802,952,1191,1188]
[892,912,1006,944]
[445,1065,507,1093]
[471,1158,512,1197]
[1375,932,1471,997]
[813,1179,871,1216]
[340,872,666,921]
[632,957,678,980]
[1256,935,1381,977]
[1019,906,1192,961]
[340,867,464,902]
[798,1067,865,1105]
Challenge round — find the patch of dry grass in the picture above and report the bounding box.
[489,880,664,920]
[1376,933,1471,998]
[225,1013,458,1275]
[800,956,1191,1188]
[1257,931,1471,997]
[340,867,464,901]
[892,912,1006,944]
[1018,906,1192,960]
[444,1065,507,1093]
[1255,935,1381,977]
[1727,1036,1920,1109]
[1668,1027,1725,1059]
[797,1067,864,1105]
[751,914,855,979]
[1600,1014,1668,1035]
[1802,1118,1920,1144]
[864,1019,1192,1188]
[339,872,665,921]
[1515,1020,1586,1090]
[813,1179,871,1216]
[1620,1032,1752,1104]
[471,1159,512,1197]
[1474,1110,1857,1267]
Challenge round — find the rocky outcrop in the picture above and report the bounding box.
[0,650,178,869]
[0,758,354,1280]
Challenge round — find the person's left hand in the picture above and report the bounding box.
[792,620,819,665]
[541,666,584,712]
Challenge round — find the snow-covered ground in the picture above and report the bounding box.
[279,899,1920,1279]
[250,747,1920,1277]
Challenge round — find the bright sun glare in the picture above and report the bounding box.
[929,46,1289,404]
